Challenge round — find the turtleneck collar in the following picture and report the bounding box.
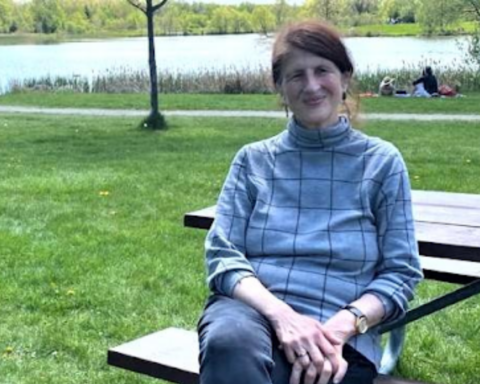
[286,115,351,148]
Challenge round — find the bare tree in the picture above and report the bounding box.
[127,0,168,129]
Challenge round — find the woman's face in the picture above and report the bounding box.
[280,48,349,129]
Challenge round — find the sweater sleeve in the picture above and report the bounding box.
[204,146,256,296]
[363,149,423,323]
[412,76,425,86]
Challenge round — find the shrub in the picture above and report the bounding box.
[6,62,480,95]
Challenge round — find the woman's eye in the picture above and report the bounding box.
[288,73,302,81]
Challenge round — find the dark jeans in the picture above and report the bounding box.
[198,295,377,384]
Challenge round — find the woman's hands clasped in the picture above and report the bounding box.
[268,307,349,384]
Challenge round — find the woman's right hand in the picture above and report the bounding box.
[266,305,347,384]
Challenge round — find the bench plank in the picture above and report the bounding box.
[411,190,480,209]
[415,222,480,262]
[108,328,199,384]
[414,204,480,227]
[108,328,430,384]
[420,256,480,284]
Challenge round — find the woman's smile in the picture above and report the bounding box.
[303,95,326,106]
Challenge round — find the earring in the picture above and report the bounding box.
[284,104,289,118]
[342,91,347,101]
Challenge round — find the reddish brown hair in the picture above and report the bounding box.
[272,20,354,87]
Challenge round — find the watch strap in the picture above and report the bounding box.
[343,304,364,319]
[342,304,369,334]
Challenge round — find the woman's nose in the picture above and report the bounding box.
[304,71,320,92]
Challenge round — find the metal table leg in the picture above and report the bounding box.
[379,326,405,374]
[377,278,480,374]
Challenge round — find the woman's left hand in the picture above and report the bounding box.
[290,351,347,384]
[287,310,354,384]
[287,310,356,384]
[290,310,355,384]
[323,309,357,345]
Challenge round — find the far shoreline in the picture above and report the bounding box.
[0,22,477,45]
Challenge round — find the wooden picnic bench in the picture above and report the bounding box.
[108,189,480,384]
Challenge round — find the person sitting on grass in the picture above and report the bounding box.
[379,76,396,96]
[197,20,423,384]
[412,66,438,97]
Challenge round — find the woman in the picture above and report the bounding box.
[412,66,438,97]
[198,20,422,384]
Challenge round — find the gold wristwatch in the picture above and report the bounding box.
[343,305,369,334]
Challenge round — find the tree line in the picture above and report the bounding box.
[0,0,479,36]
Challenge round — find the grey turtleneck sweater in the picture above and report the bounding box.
[205,116,423,368]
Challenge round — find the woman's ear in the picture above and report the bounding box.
[277,84,288,107]
[341,72,351,94]
[275,80,283,95]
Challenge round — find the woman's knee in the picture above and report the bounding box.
[201,319,259,358]
[198,297,275,383]
[198,296,274,363]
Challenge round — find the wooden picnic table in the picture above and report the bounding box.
[184,189,480,285]
[182,189,480,374]
[108,189,480,384]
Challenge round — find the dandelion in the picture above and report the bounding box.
[4,346,13,354]
[466,159,472,164]
[99,190,110,197]
[66,289,75,296]
[414,175,420,180]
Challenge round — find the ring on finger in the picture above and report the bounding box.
[296,349,309,358]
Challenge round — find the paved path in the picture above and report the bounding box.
[1,105,480,122]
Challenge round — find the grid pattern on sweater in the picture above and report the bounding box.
[204,117,423,368]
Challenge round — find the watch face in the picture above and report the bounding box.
[357,317,368,334]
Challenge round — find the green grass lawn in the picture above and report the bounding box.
[349,23,422,37]
[1,92,480,115]
[349,21,477,37]
[0,113,479,384]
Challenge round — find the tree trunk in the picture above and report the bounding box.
[146,0,159,119]
[126,0,167,129]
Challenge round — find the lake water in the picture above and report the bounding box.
[0,34,472,93]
